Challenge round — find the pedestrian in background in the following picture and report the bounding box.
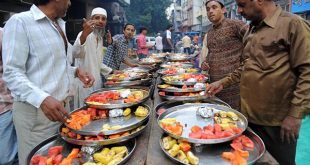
[207,0,310,164]
[2,0,94,164]
[162,24,174,53]
[72,7,115,108]
[137,27,152,59]
[0,27,18,165]
[182,34,191,54]
[155,33,163,53]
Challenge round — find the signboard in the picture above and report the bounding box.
[292,0,310,13]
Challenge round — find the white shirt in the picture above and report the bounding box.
[155,36,163,50]
[72,32,112,107]
[166,30,172,39]
[2,5,76,108]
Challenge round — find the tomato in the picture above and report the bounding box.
[52,154,63,165]
[191,125,203,133]
[214,124,222,135]
[159,91,166,96]
[230,142,243,150]
[189,131,202,139]
[203,125,214,133]
[241,135,255,149]
[87,108,97,119]
[158,108,166,115]
[48,146,63,157]
[232,127,243,134]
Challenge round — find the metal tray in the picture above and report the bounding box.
[60,118,149,146]
[85,86,150,109]
[27,134,136,165]
[159,130,265,165]
[104,77,152,88]
[158,103,248,144]
[157,68,199,75]
[159,91,210,101]
[154,99,231,116]
[65,104,150,136]
[122,66,155,73]
[157,84,205,93]
[161,74,208,86]
[166,55,194,62]
[106,72,148,81]
[160,62,194,68]
[138,58,162,65]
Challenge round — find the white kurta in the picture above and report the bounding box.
[72,32,112,108]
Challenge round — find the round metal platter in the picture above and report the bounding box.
[27,134,136,165]
[60,118,149,146]
[85,86,150,109]
[161,74,208,86]
[106,72,148,81]
[159,91,210,101]
[122,66,155,73]
[155,99,231,116]
[138,58,162,65]
[160,62,194,68]
[158,103,248,144]
[104,77,152,88]
[159,130,265,165]
[65,104,150,136]
[157,68,199,75]
[166,55,194,62]
[157,84,205,93]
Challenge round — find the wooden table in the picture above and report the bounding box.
[125,76,279,165]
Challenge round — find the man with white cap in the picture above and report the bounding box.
[72,7,116,108]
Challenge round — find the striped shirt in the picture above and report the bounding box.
[103,34,128,70]
[2,5,76,108]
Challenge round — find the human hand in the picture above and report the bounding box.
[201,61,210,71]
[106,30,112,45]
[205,80,223,96]
[40,96,70,122]
[280,116,301,144]
[113,70,122,74]
[76,68,95,88]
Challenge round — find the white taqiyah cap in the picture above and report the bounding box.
[91,7,107,17]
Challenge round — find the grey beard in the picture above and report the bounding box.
[93,28,106,37]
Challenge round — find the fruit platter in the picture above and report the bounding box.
[157,83,207,93]
[166,53,195,62]
[122,66,155,73]
[65,104,150,136]
[106,72,148,81]
[85,87,149,109]
[104,76,152,88]
[138,57,162,65]
[159,130,265,165]
[157,68,199,75]
[157,103,248,144]
[158,90,210,101]
[27,135,136,165]
[160,62,194,69]
[161,73,208,86]
[60,119,149,146]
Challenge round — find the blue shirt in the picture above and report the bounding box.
[103,34,129,70]
[2,5,76,108]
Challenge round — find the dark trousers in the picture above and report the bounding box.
[184,47,190,54]
[249,123,297,165]
[163,49,172,53]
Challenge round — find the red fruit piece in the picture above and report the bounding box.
[203,125,214,133]
[30,155,42,165]
[191,125,202,133]
[159,91,166,96]
[158,108,166,115]
[52,154,63,165]
[182,85,187,89]
[48,146,63,157]
[231,142,243,150]
[241,135,255,149]
[232,127,243,134]
[87,108,97,119]
[214,124,222,135]
[189,131,202,139]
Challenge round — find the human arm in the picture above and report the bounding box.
[200,34,209,70]
[280,18,310,144]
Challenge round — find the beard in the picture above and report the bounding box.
[93,27,106,37]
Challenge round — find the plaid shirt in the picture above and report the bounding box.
[103,34,128,70]
[0,28,13,114]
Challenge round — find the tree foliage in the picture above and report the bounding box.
[125,0,172,35]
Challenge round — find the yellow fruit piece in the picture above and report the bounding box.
[102,124,111,131]
[100,148,110,155]
[123,108,131,116]
[187,151,199,165]
[93,153,112,164]
[227,112,238,121]
[135,106,148,117]
[160,118,176,125]
[111,146,128,154]
[82,162,97,165]
[107,157,123,165]
[111,125,122,130]
[168,144,180,157]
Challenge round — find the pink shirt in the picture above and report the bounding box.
[137,34,148,55]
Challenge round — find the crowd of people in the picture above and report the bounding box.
[0,0,309,165]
